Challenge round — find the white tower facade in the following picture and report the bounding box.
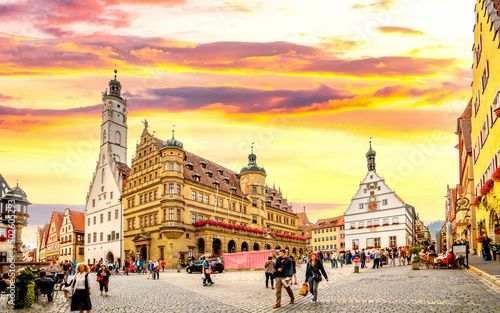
[344,142,416,251]
[84,71,130,266]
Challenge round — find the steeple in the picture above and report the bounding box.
[240,142,266,174]
[108,69,123,99]
[366,138,376,171]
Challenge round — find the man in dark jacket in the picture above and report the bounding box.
[359,249,366,269]
[482,235,492,261]
[34,271,55,301]
[273,249,294,308]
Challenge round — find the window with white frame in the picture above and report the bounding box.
[392,217,399,224]
[389,236,397,246]
[383,218,389,225]
[382,199,388,205]
[359,221,364,228]
[367,220,372,227]
[481,118,489,147]
[491,92,499,126]
[474,90,480,116]
[359,203,363,209]
[352,239,359,248]
[374,220,379,226]
[191,191,196,201]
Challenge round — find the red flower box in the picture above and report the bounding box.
[358,226,364,229]
[366,225,372,228]
[389,245,396,248]
[373,224,379,227]
[383,223,389,226]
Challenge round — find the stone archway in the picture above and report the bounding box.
[299,248,303,255]
[265,244,271,250]
[106,252,114,263]
[228,240,236,253]
[292,247,297,254]
[213,238,222,256]
[198,238,205,254]
[241,242,248,252]
[253,242,260,251]
[275,245,281,250]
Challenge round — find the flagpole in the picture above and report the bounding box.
[227,190,232,223]
[213,184,219,220]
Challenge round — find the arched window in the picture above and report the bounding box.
[115,131,121,145]
[102,168,105,184]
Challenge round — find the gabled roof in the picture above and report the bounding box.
[69,210,85,233]
[297,212,312,226]
[45,211,64,245]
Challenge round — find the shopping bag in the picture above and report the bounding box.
[299,283,309,296]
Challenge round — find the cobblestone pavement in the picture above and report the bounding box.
[2,263,499,312]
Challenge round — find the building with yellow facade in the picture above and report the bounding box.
[471,0,500,244]
[122,126,306,267]
[59,208,85,263]
[310,216,344,253]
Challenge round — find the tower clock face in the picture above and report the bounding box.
[368,182,377,190]
[369,196,376,202]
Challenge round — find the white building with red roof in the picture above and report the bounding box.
[344,142,417,251]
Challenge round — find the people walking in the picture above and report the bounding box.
[161,259,166,272]
[290,256,298,285]
[70,263,92,313]
[264,256,275,289]
[305,253,328,305]
[481,234,492,261]
[273,249,294,309]
[372,249,381,269]
[50,260,60,275]
[339,251,344,267]
[153,260,160,280]
[201,256,213,286]
[96,264,111,297]
[359,249,366,269]
[389,250,396,266]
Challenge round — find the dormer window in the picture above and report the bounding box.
[217,169,223,175]
[192,173,201,182]
[277,198,281,203]
[213,180,220,187]
[206,170,213,178]
[230,187,236,194]
[269,196,273,200]
[223,177,229,183]
[186,163,194,171]
[200,161,207,169]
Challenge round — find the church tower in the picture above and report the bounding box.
[84,70,129,267]
[366,140,376,172]
[100,69,127,167]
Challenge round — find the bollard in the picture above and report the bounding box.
[353,256,360,273]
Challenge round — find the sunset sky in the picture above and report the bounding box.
[0,0,473,245]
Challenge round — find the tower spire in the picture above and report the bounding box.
[172,125,175,139]
[366,137,376,171]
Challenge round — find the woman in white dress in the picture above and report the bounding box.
[70,263,92,313]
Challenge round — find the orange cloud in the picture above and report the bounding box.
[376,26,426,36]
[352,0,398,12]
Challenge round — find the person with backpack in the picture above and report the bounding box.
[153,260,160,280]
[305,253,328,305]
[273,249,294,309]
[201,256,213,286]
[70,263,92,312]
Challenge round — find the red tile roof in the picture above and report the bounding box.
[69,210,85,233]
[296,212,311,226]
[45,211,64,245]
[152,134,295,214]
[313,215,344,230]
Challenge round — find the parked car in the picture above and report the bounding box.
[186,260,224,274]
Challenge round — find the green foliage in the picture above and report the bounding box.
[412,255,421,263]
[14,283,35,309]
[423,239,430,246]
[489,243,500,252]
[13,266,40,309]
[409,246,424,255]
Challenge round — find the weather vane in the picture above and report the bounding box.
[172,125,175,138]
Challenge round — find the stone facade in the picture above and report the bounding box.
[122,128,306,267]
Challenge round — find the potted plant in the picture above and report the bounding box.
[409,246,423,270]
[489,243,500,261]
[14,266,40,309]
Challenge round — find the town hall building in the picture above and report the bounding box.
[84,71,130,266]
[344,142,417,251]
